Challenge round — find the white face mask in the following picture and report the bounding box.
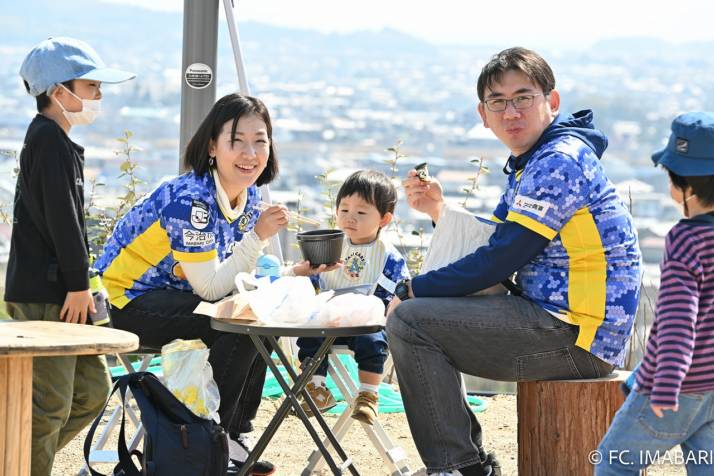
[53,84,101,126]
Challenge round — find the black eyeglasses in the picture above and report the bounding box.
[483,93,544,112]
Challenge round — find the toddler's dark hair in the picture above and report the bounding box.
[336,170,397,216]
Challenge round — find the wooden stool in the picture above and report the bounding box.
[517,370,630,476]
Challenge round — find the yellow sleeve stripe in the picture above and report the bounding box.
[172,249,218,263]
[490,215,503,223]
[506,211,557,240]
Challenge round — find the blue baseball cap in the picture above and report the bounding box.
[652,112,714,176]
[20,37,135,97]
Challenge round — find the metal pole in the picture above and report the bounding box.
[222,0,249,94]
[222,0,283,260]
[179,0,220,172]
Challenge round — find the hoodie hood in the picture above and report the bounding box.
[504,109,608,174]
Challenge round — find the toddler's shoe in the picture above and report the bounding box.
[351,391,379,425]
[299,382,337,417]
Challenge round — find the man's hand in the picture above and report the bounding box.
[254,204,289,240]
[651,403,678,418]
[60,289,95,324]
[402,170,445,223]
[292,260,342,276]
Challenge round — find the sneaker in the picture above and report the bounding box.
[483,452,501,476]
[298,382,337,417]
[227,433,276,475]
[428,453,501,476]
[351,391,379,425]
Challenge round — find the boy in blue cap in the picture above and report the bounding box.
[4,37,134,476]
[596,112,714,475]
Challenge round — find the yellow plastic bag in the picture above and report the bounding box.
[161,339,220,422]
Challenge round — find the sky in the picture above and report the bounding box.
[101,0,714,48]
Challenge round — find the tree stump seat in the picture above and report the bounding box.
[517,370,631,476]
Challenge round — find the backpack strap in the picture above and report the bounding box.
[83,375,143,476]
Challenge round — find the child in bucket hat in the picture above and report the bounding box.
[5,37,134,476]
[595,112,714,476]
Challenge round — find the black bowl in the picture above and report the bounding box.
[296,229,344,267]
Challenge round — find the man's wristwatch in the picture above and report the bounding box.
[395,279,411,301]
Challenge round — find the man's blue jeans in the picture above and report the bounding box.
[386,294,613,474]
[595,390,714,475]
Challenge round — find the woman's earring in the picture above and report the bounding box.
[208,156,215,167]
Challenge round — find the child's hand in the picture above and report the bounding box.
[651,403,678,418]
[60,289,96,324]
[292,261,342,276]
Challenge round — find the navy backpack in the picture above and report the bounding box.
[84,371,229,476]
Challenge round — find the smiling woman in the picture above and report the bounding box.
[94,93,286,474]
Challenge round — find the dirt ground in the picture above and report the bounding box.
[51,393,687,476]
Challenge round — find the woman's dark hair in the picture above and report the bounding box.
[668,170,714,207]
[477,47,556,102]
[336,170,397,216]
[25,79,74,112]
[183,94,278,186]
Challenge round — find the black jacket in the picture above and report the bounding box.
[4,114,90,305]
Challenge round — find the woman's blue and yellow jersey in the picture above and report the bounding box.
[96,172,261,309]
[492,114,642,366]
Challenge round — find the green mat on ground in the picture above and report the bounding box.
[261,354,488,415]
[109,353,487,415]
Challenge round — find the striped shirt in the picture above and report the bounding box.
[635,213,714,406]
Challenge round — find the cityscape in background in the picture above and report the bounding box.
[2,0,714,289]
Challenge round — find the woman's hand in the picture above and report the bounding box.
[254,204,289,240]
[402,170,445,223]
[60,289,96,324]
[292,261,342,276]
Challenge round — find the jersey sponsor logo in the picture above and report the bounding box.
[513,194,550,218]
[190,200,210,230]
[182,229,215,247]
[343,250,367,281]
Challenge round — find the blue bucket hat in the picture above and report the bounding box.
[652,112,714,176]
[20,37,135,97]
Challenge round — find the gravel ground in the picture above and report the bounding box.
[51,393,687,476]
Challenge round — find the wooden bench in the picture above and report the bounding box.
[517,370,631,476]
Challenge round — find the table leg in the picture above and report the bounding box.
[271,337,359,476]
[244,336,342,475]
[240,336,358,476]
[0,355,33,476]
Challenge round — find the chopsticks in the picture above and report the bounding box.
[258,201,321,226]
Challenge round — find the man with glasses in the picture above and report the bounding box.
[386,47,642,476]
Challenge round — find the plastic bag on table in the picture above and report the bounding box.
[311,293,386,327]
[235,273,333,326]
[161,339,220,423]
